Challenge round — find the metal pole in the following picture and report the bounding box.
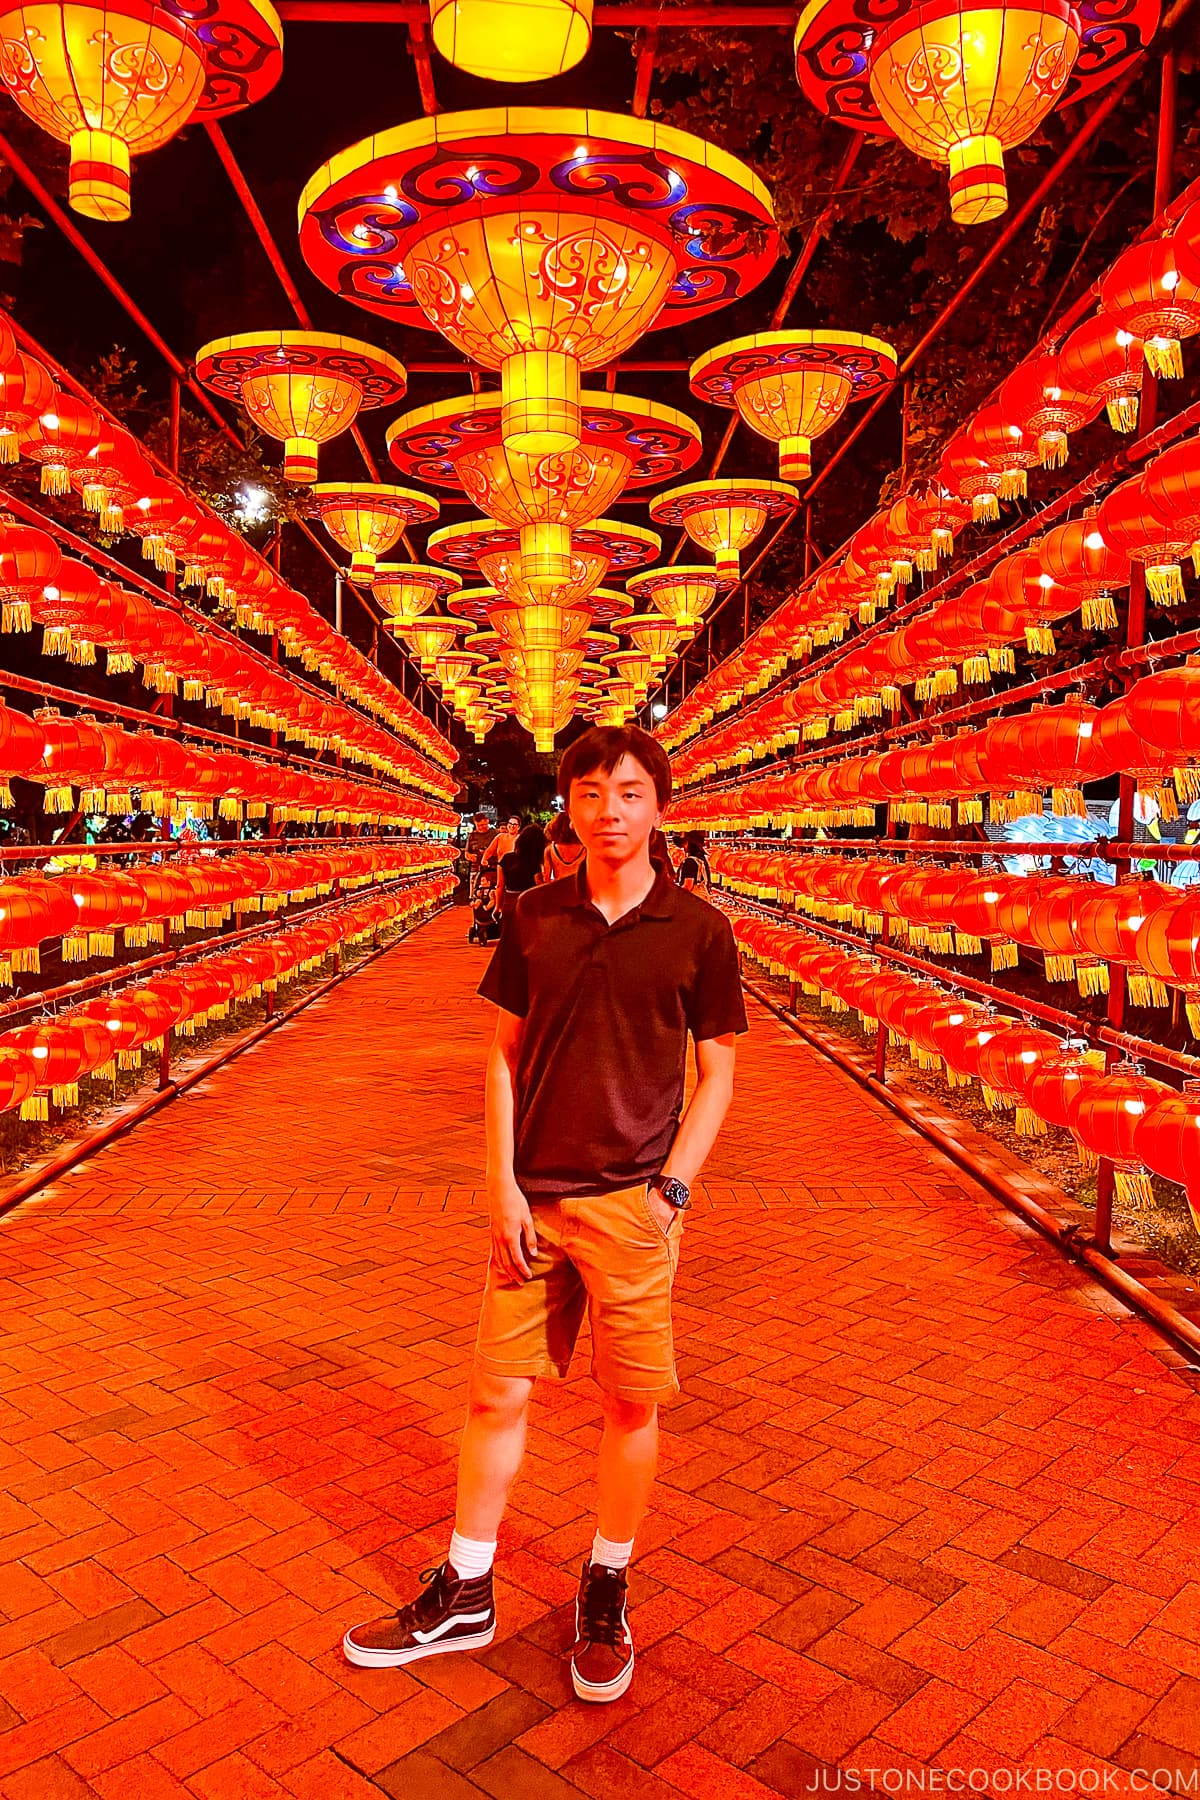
[168,377,181,477]
[335,574,343,635]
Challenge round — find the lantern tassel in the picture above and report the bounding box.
[1038,431,1068,468]
[20,1094,48,1121]
[1082,593,1118,631]
[1129,973,1170,1009]
[991,941,1019,972]
[1143,336,1183,379]
[973,494,1000,522]
[955,932,983,956]
[1107,394,1139,432]
[1025,624,1056,655]
[945,1068,972,1089]
[1173,766,1200,803]
[962,654,991,685]
[1044,954,1076,983]
[51,1083,78,1109]
[2,599,31,633]
[1187,998,1200,1040]
[1016,1106,1047,1137]
[981,1085,1009,1113]
[1114,1167,1155,1211]
[40,465,70,497]
[1076,961,1110,998]
[1052,786,1087,819]
[106,649,135,675]
[11,947,39,974]
[958,799,984,824]
[1145,563,1185,607]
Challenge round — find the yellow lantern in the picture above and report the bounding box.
[608,647,655,697]
[389,391,701,590]
[489,601,595,653]
[429,0,591,80]
[649,479,798,577]
[194,331,407,483]
[690,330,897,481]
[300,109,776,454]
[616,611,687,669]
[427,515,659,608]
[373,562,461,626]
[312,483,438,583]
[0,0,282,220]
[626,565,733,634]
[395,611,467,673]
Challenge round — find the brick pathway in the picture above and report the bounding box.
[1,907,1200,1799]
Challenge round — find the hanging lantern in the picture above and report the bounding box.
[1125,664,1200,803]
[690,330,896,480]
[0,520,61,633]
[372,562,461,628]
[965,404,1040,500]
[389,391,700,598]
[986,548,1083,654]
[1098,473,1191,607]
[31,557,105,664]
[0,346,54,463]
[1057,315,1143,432]
[1070,1068,1173,1209]
[396,612,467,675]
[974,1023,1062,1120]
[1035,515,1127,632]
[1134,1088,1200,1230]
[1071,875,1177,1007]
[1098,231,1200,379]
[1023,1045,1107,1162]
[1142,433,1200,578]
[1133,896,1200,1035]
[939,436,1005,521]
[429,516,658,608]
[195,332,407,483]
[1094,697,1182,826]
[429,0,591,79]
[626,566,734,634]
[650,479,797,578]
[617,612,686,669]
[19,393,101,495]
[299,108,777,455]
[311,483,438,584]
[998,350,1102,469]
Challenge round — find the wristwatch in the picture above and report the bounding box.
[650,1174,691,1211]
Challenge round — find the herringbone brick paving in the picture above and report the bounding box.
[1,907,1199,1797]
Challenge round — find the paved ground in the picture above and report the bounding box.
[1,906,1199,1799]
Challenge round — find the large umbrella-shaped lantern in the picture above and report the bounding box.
[626,565,734,634]
[0,0,282,220]
[372,563,461,629]
[311,483,438,583]
[195,331,407,483]
[650,478,798,577]
[388,390,700,591]
[300,108,776,455]
[428,515,659,612]
[794,0,1155,225]
[690,330,896,481]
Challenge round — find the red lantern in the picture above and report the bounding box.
[1133,896,1200,1034]
[19,393,101,495]
[0,520,61,633]
[975,1023,1062,1125]
[940,436,1005,522]
[1125,664,1200,802]
[0,872,77,975]
[0,347,54,462]
[1035,515,1127,632]
[1099,473,1191,607]
[1057,316,1143,433]
[4,1018,94,1116]
[31,556,105,663]
[1070,876,1178,1008]
[1098,231,1200,380]
[965,404,1039,502]
[986,548,1082,654]
[955,873,1025,970]
[0,703,45,805]
[999,350,1102,469]
[0,1041,37,1115]
[1142,434,1200,579]
[1070,1069,1173,1209]
[1023,1048,1107,1163]
[1134,1087,1200,1229]
[1094,698,1181,825]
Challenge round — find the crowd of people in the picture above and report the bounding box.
[462,810,711,941]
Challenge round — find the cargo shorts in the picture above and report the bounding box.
[473,1182,684,1402]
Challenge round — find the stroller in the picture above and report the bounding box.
[468,863,502,946]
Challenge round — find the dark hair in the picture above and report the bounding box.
[546,810,579,847]
[557,725,671,810]
[473,812,488,825]
[684,831,707,856]
[508,823,548,883]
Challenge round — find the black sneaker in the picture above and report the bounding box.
[342,1563,496,1668]
[571,1562,634,1702]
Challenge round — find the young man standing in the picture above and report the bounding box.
[345,725,747,1701]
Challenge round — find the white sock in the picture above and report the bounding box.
[591,1531,634,1572]
[448,1530,496,1581]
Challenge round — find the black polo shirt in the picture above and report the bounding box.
[478,865,748,1199]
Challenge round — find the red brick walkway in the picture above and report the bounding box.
[1,907,1200,1799]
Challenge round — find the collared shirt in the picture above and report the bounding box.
[478,864,748,1199]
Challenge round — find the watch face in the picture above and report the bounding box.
[662,1178,689,1208]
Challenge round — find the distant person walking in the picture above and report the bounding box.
[540,810,585,882]
[496,823,547,924]
[677,831,711,892]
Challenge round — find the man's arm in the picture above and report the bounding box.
[484,1007,538,1281]
[657,1034,737,1204]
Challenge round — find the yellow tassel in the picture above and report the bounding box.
[20,1094,47,1121]
[1076,1140,1099,1170]
[1107,393,1139,433]
[1129,972,1170,1009]
[990,646,1016,674]
[100,503,124,533]
[998,469,1027,501]
[933,667,958,697]
[1187,998,1200,1039]
[858,1012,879,1034]
[1145,562,1185,606]
[117,1049,142,1071]
[1025,624,1055,655]
[2,598,31,633]
[1114,1167,1155,1210]
[1082,593,1118,631]
[68,637,96,666]
[946,1067,973,1088]
[1039,431,1068,468]
[0,430,16,463]
[87,932,114,958]
[107,650,135,675]
[1044,954,1076,983]
[61,935,88,962]
[962,654,991,685]
[11,947,39,974]
[93,1059,116,1084]
[958,798,984,824]
[1156,782,1181,821]
[1143,336,1183,379]
[1052,786,1087,819]
[1174,765,1200,803]
[0,959,9,987]
[1076,961,1109,998]
[955,932,983,956]
[40,464,70,496]
[1016,1106,1047,1137]
[991,941,1019,972]
[927,803,953,829]
[973,493,1000,522]
[41,625,71,657]
[43,785,73,813]
[51,1082,78,1108]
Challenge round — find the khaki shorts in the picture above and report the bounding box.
[473,1183,683,1402]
